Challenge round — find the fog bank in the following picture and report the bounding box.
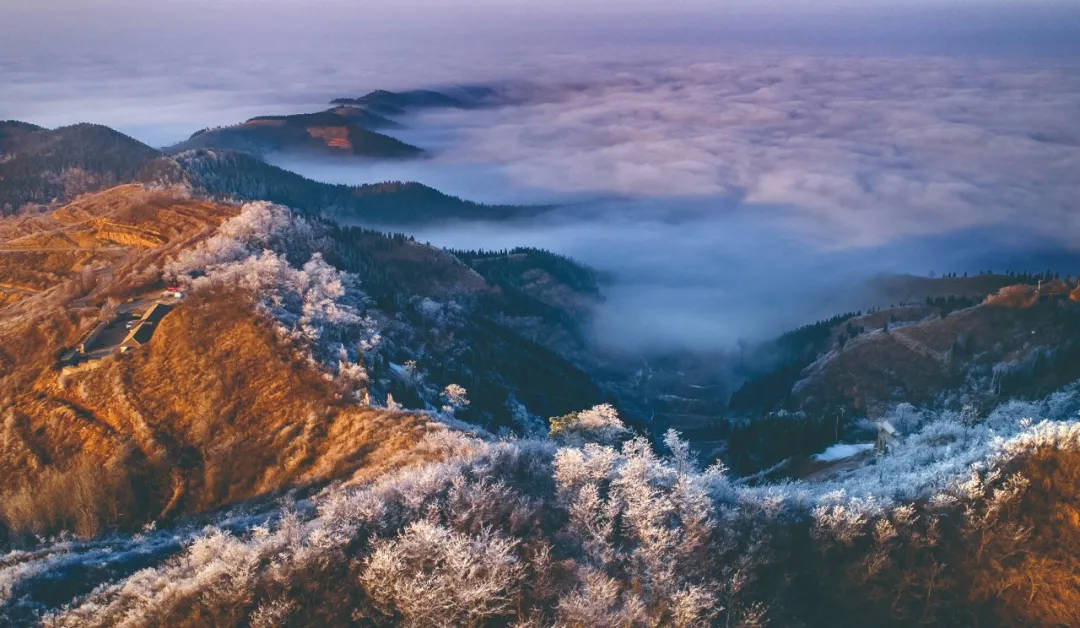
[271,54,1080,350]
[396,207,1077,351]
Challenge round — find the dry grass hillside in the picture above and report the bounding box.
[792,293,1080,416]
[1,294,437,539]
[981,444,1080,625]
[0,186,438,541]
[0,185,235,302]
[48,184,233,232]
[0,185,241,392]
[0,187,223,388]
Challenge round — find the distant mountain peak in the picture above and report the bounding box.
[330,88,467,115]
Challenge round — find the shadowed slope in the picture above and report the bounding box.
[175,148,543,224]
[0,123,164,214]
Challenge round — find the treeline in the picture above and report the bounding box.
[926,294,977,316]
[453,246,600,295]
[937,269,1076,283]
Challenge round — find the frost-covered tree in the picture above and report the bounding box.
[360,521,525,626]
[507,395,546,437]
[164,202,379,392]
[549,403,632,446]
[440,384,469,417]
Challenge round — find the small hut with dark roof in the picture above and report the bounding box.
[119,302,173,352]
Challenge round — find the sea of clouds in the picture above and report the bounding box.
[273,54,1080,349]
[4,2,1080,349]
[380,55,1080,248]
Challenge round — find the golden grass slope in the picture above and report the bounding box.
[0,185,438,539]
[0,185,237,302]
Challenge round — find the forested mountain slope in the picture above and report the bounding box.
[723,278,1080,473]
[0,117,544,225]
[174,149,540,224]
[0,122,165,214]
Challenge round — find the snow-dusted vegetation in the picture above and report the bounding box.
[3,386,1078,625]
[165,202,379,393]
[157,199,603,425]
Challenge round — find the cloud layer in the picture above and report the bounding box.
[410,55,1080,248]
[272,53,1080,350]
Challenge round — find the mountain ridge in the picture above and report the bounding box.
[0,118,549,225]
[164,110,423,159]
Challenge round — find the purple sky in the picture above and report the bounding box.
[3,0,1079,142]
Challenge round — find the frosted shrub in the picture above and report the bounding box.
[552,426,721,624]
[360,520,525,626]
[161,201,379,390]
[507,394,546,436]
[549,403,632,446]
[440,383,469,417]
[556,570,648,626]
[664,428,694,475]
[811,502,869,546]
[164,202,304,277]
[13,386,1080,627]
[191,250,379,384]
[670,585,722,627]
[248,597,297,628]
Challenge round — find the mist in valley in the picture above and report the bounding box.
[265,54,1080,353]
